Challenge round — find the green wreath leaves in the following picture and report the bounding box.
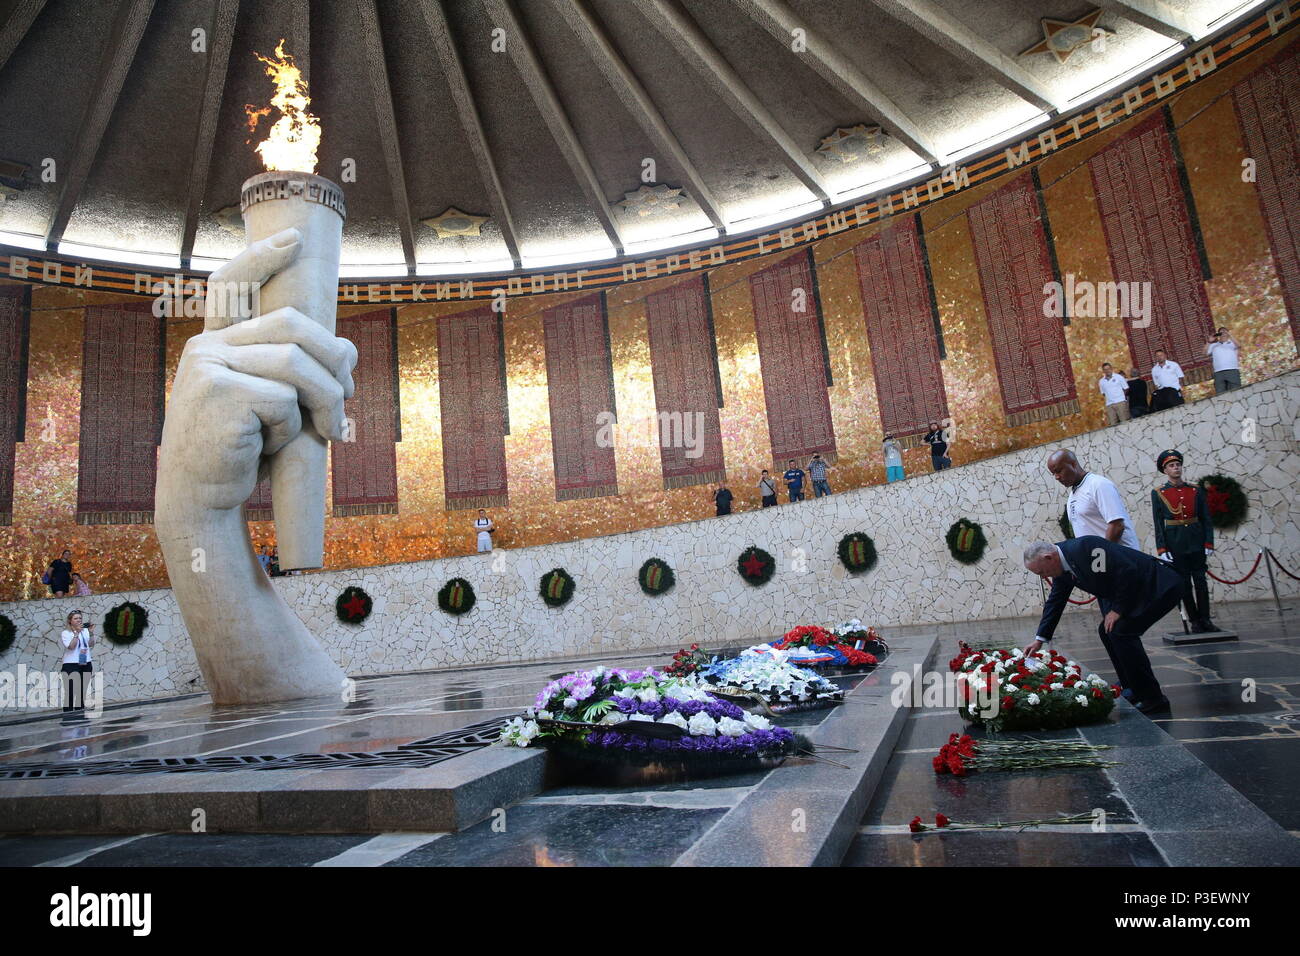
[1059,509,1074,539]
[837,532,878,574]
[438,578,476,615]
[638,558,675,596]
[946,519,987,565]
[0,613,15,655]
[103,601,149,645]
[540,567,576,607]
[737,546,775,586]
[1198,474,1248,529]
[336,586,373,625]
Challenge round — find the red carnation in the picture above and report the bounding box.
[909,816,924,833]
[935,813,950,828]
[932,755,948,774]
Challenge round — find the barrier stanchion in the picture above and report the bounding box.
[1264,548,1283,614]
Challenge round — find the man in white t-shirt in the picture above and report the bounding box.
[1046,448,1145,700]
[1205,327,1241,394]
[1149,349,1185,412]
[1048,449,1140,549]
[1098,362,1130,426]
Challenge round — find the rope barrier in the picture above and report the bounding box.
[1068,595,1097,605]
[1267,551,1300,583]
[1206,550,1263,586]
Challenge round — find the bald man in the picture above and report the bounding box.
[1047,449,1139,549]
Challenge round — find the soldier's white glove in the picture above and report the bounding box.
[1158,551,1173,563]
[1205,548,1213,557]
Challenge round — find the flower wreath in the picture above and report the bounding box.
[437,578,476,615]
[335,586,373,625]
[737,546,775,586]
[638,558,675,596]
[837,532,878,574]
[946,518,987,565]
[540,567,576,607]
[1198,474,1248,529]
[1058,508,1074,540]
[103,601,149,645]
[0,613,15,655]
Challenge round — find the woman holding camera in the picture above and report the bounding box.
[59,610,96,714]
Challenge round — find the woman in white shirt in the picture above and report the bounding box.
[474,510,495,553]
[60,610,96,714]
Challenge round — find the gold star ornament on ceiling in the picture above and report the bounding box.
[1020,8,1114,64]
[616,183,686,217]
[421,207,489,239]
[816,124,885,163]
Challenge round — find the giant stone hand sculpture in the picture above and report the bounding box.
[154,228,356,704]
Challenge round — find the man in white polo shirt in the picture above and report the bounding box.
[1149,349,1185,411]
[1046,448,1145,700]
[1048,449,1140,549]
[1098,362,1130,426]
[1205,326,1242,394]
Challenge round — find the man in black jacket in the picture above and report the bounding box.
[1023,536,1177,714]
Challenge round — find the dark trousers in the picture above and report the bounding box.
[1096,589,1179,702]
[761,495,777,508]
[61,662,92,712]
[931,455,951,471]
[1171,551,1211,622]
[1151,387,1183,412]
[788,488,804,502]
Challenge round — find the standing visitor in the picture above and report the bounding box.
[1098,363,1130,426]
[474,509,495,553]
[882,436,904,483]
[1151,449,1218,634]
[758,470,777,508]
[1205,327,1241,394]
[1022,539,1173,714]
[808,454,831,497]
[1126,368,1149,418]
[59,610,96,715]
[257,546,271,575]
[1047,449,1139,548]
[269,546,281,577]
[71,572,92,596]
[42,549,73,598]
[1150,349,1185,411]
[713,482,733,516]
[783,460,805,502]
[923,421,951,471]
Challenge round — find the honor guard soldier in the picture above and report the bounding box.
[1151,449,1217,634]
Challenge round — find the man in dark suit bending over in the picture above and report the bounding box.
[1023,536,1176,714]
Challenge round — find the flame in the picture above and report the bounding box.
[244,39,320,173]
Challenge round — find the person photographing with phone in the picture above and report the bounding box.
[59,610,96,715]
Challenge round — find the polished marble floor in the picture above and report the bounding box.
[2,598,1297,866]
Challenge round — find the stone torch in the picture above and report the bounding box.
[238,170,346,571]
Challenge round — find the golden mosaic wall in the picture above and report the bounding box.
[2,33,1297,601]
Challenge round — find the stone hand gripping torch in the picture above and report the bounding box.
[239,171,346,571]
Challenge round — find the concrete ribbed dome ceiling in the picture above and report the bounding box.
[0,0,1252,275]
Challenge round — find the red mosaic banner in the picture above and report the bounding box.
[77,302,164,523]
[748,251,837,463]
[438,306,509,510]
[968,172,1079,426]
[644,275,726,489]
[1233,43,1300,343]
[0,285,29,525]
[1090,111,1215,380]
[853,216,949,442]
[542,292,618,501]
[332,308,401,516]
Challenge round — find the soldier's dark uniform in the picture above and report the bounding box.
[1151,449,1217,633]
